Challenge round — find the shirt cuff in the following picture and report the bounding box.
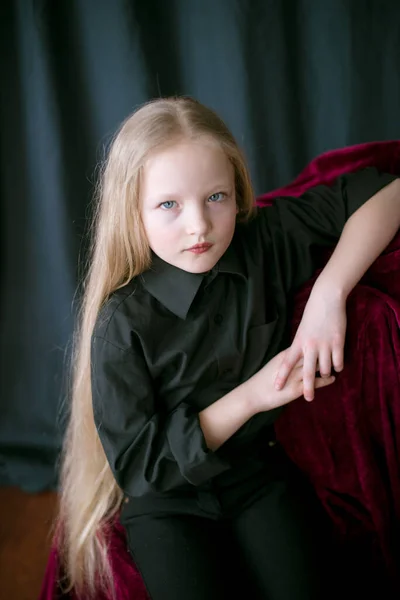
[167,406,232,486]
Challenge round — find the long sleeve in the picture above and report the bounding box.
[259,167,398,293]
[91,334,231,498]
[223,168,398,451]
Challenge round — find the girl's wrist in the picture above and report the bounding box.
[244,375,274,416]
[312,275,350,304]
[240,378,260,417]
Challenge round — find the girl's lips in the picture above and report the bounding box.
[187,243,213,254]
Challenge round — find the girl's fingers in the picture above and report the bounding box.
[314,375,336,390]
[332,343,344,373]
[275,347,302,390]
[318,346,332,378]
[302,348,318,401]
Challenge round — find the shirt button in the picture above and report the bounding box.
[268,440,277,448]
[214,314,223,325]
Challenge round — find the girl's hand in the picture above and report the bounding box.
[274,288,347,401]
[249,349,336,414]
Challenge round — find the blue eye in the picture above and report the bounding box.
[208,192,225,202]
[160,200,177,210]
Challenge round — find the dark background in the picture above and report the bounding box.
[1,0,399,492]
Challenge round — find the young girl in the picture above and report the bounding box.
[59,96,400,600]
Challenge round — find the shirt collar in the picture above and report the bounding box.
[141,240,246,319]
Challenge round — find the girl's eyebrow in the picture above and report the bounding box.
[151,192,181,202]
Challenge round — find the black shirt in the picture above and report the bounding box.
[91,168,396,514]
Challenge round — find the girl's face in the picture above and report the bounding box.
[140,138,237,274]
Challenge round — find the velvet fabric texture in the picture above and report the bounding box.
[39,141,400,599]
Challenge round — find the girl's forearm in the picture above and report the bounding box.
[198,379,256,450]
[314,178,400,299]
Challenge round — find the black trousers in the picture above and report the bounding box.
[120,444,337,600]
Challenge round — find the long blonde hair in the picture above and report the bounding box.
[58,96,255,597]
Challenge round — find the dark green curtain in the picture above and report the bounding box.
[1,0,399,491]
